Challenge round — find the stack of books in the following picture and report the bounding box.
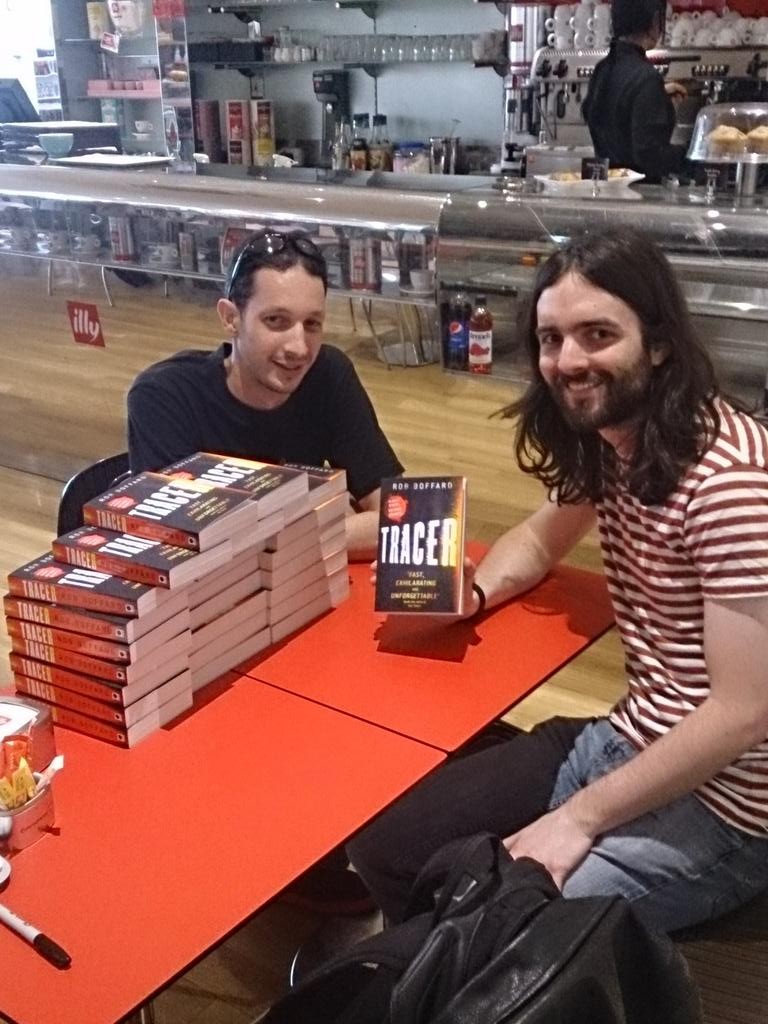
[4,455,350,746]
[261,488,350,643]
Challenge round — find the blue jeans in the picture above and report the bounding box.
[348,716,768,930]
[551,719,768,932]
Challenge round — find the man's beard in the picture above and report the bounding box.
[548,355,654,433]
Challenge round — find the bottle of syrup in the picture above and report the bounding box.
[468,295,493,374]
[349,114,370,171]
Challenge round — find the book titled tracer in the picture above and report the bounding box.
[374,476,466,615]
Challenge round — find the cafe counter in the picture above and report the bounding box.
[1,163,767,478]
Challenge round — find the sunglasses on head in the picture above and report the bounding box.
[225,230,323,299]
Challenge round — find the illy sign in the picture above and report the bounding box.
[66,301,105,347]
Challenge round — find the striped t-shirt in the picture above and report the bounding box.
[603,398,768,837]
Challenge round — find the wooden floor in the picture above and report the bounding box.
[0,261,626,1022]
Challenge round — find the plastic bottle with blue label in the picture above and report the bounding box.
[447,291,471,371]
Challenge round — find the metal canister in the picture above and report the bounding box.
[108,215,136,261]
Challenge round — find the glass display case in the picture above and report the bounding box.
[50,0,193,160]
[435,182,768,411]
[3,164,768,412]
[0,162,445,306]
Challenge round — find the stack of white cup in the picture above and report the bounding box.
[545,3,612,51]
[667,9,768,48]
[546,5,574,50]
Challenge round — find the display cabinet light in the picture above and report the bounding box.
[335,1,378,20]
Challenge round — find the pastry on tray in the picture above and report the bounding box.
[706,124,747,157]
[746,124,768,155]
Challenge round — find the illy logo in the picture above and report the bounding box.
[66,301,105,347]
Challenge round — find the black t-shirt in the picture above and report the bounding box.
[127,342,403,501]
[582,41,686,182]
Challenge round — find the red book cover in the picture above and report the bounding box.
[9,653,187,707]
[15,675,132,725]
[3,594,189,645]
[163,453,308,518]
[10,630,189,686]
[7,553,162,616]
[374,476,467,614]
[41,702,135,746]
[52,526,230,589]
[15,670,191,727]
[10,655,123,704]
[11,635,135,683]
[4,593,135,640]
[6,618,132,663]
[83,472,258,551]
[33,688,192,747]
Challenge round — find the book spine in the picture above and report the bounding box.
[14,675,128,725]
[52,541,170,588]
[9,654,124,702]
[8,577,139,616]
[83,508,197,550]
[42,701,130,746]
[3,596,128,640]
[10,636,126,683]
[6,619,129,662]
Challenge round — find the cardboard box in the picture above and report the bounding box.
[250,99,275,166]
[226,100,252,165]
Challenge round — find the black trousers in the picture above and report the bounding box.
[347,716,590,923]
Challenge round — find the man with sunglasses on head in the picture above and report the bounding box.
[127,229,403,560]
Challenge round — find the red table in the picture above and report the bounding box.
[0,675,444,1024]
[243,560,614,752]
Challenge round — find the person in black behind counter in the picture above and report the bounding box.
[582,0,688,183]
[128,229,403,562]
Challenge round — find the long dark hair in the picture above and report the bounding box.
[502,228,719,506]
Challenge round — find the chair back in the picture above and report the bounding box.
[57,452,130,537]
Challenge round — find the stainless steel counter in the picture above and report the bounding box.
[0,164,448,233]
[436,182,768,406]
[1,164,767,405]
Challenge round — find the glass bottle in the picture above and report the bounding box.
[349,114,370,171]
[332,119,352,170]
[369,114,393,171]
[468,295,493,374]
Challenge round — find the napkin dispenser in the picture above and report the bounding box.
[0,695,57,772]
[0,695,57,851]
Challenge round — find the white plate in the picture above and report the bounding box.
[534,170,645,195]
[51,153,173,168]
[132,132,153,141]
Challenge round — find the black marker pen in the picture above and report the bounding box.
[0,902,71,969]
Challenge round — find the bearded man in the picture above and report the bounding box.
[347,227,768,933]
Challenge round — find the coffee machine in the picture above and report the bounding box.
[500,4,552,172]
[312,70,350,167]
